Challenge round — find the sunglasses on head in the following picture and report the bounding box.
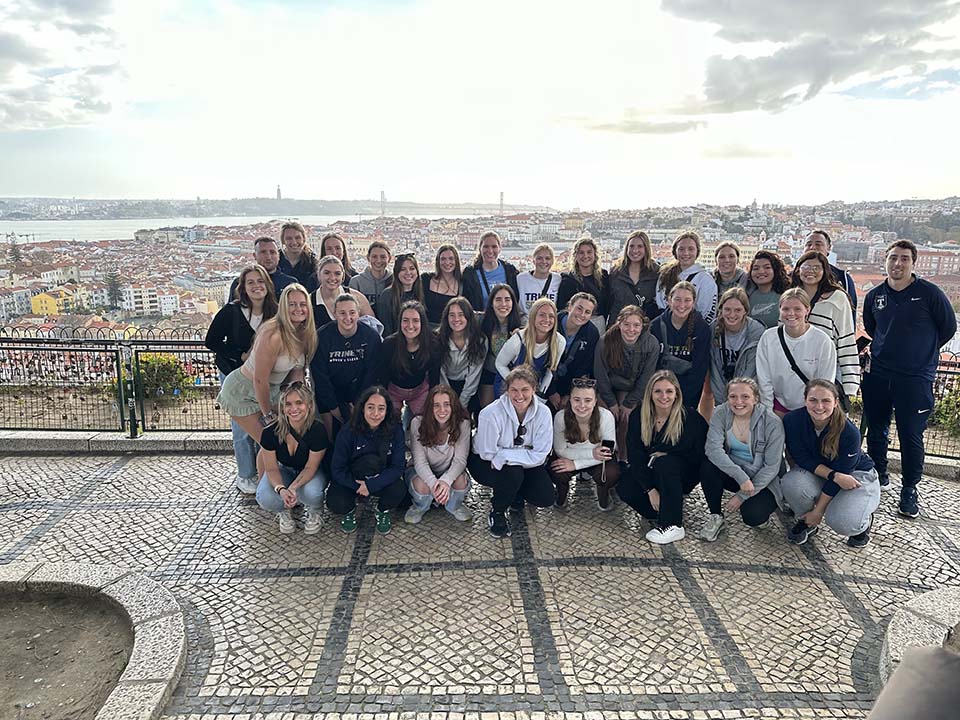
[571,377,597,389]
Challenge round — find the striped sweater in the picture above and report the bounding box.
[808,290,860,398]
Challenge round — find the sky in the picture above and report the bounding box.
[1,0,959,210]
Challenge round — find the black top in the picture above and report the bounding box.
[626,407,708,491]
[204,302,259,375]
[462,260,520,312]
[557,269,610,320]
[377,333,442,389]
[259,420,329,471]
[279,252,319,293]
[421,272,461,326]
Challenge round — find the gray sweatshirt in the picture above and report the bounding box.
[705,402,785,502]
[349,268,393,309]
[708,316,765,403]
[439,335,488,407]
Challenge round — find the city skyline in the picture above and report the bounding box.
[1,1,959,208]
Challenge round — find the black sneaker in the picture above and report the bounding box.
[878,472,890,489]
[509,496,525,513]
[488,510,511,538]
[899,487,920,519]
[787,519,819,545]
[847,514,873,548]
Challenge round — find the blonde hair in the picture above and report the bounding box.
[274,383,317,444]
[519,298,562,372]
[726,376,760,403]
[260,283,318,364]
[569,237,603,285]
[779,287,812,320]
[532,243,555,266]
[714,287,750,341]
[639,370,686,446]
[613,230,656,274]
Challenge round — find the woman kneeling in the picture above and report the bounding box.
[699,377,784,541]
[782,379,880,547]
[255,383,329,535]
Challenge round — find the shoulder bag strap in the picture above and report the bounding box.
[777,326,809,384]
[539,273,553,299]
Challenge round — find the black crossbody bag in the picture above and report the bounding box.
[777,327,848,411]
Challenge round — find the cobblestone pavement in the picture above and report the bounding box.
[2,454,959,719]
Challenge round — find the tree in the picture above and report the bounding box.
[106,272,122,309]
[8,235,22,262]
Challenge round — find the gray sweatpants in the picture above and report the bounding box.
[780,467,880,536]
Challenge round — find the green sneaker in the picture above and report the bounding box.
[340,511,357,534]
[375,509,392,535]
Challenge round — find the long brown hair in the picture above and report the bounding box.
[438,296,486,366]
[804,378,846,460]
[235,264,279,319]
[472,231,501,268]
[791,250,842,299]
[563,383,602,444]
[658,230,701,294]
[390,253,425,307]
[612,230,656,274]
[713,287,750,343]
[390,300,435,375]
[602,305,647,371]
[418,384,469,447]
[712,241,741,285]
[434,243,462,283]
[321,232,355,276]
[747,250,790,293]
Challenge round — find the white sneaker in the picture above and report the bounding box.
[404,505,428,524]
[645,525,685,545]
[699,514,725,542]
[277,510,295,534]
[450,504,474,522]
[236,476,258,494]
[303,509,322,535]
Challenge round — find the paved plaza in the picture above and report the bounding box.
[2,453,959,719]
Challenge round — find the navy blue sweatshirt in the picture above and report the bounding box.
[546,312,600,397]
[331,422,406,493]
[650,310,710,407]
[831,264,857,323]
[312,323,382,413]
[783,408,873,496]
[556,270,610,321]
[278,252,319,293]
[864,275,956,382]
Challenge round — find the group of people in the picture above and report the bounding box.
[205,222,955,544]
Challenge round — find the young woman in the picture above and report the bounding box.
[437,296,488,411]
[556,236,610,328]
[713,242,748,295]
[377,254,425,337]
[655,231,718,323]
[254,383,329,535]
[791,250,860,404]
[421,244,464,327]
[462,231,520,311]
[650,281,711,409]
[328,386,407,535]
[546,292,600,411]
[469,366,555,538]
[708,287,765,405]
[478,284,523,408]
[278,222,319,293]
[607,230,660,323]
[594,305,659,461]
[312,255,374,329]
[699,377,784,541]
[516,243,561,320]
[377,301,441,423]
[745,250,790,329]
[321,232,357,281]
[205,264,278,492]
[616,370,708,544]
[756,288,837,416]
[405,384,473,523]
[781,379,880,547]
[349,240,393,309]
[495,297,565,396]
[217,283,317,444]
[548,377,619,509]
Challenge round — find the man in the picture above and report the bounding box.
[278,222,319,293]
[312,293,382,440]
[805,230,857,322]
[229,237,297,301]
[349,241,393,310]
[862,239,956,518]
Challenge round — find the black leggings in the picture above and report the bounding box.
[699,459,778,527]
[326,477,407,514]
[616,454,699,528]
[467,453,555,513]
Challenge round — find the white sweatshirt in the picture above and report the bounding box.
[756,324,837,411]
[552,407,616,470]
[495,332,567,394]
[473,393,552,470]
[655,263,719,323]
[516,271,561,320]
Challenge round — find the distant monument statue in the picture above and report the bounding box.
[276,185,282,201]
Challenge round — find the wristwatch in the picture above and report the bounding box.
[275,485,286,495]
[827,470,837,482]
[260,411,277,427]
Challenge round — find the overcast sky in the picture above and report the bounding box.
[1,0,958,210]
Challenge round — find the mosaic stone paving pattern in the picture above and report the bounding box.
[2,454,960,719]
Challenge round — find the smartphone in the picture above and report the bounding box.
[601,440,615,453]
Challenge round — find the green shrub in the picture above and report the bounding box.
[137,352,194,401]
[932,384,960,437]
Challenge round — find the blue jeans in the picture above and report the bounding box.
[405,465,470,515]
[220,371,257,479]
[255,466,326,513]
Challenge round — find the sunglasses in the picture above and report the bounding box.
[280,379,310,392]
[513,423,527,447]
[571,377,597,389]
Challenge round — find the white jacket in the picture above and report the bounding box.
[756,324,837,411]
[473,392,552,470]
[655,263,718,323]
[553,407,616,470]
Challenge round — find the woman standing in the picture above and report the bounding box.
[556,237,610,328]
[516,243,561,320]
[377,301,441,424]
[608,230,660,323]
[254,383,329,535]
[495,298,565,396]
[745,250,790,329]
[328,386,407,535]
[349,240,393,309]
[699,377,784,541]
[655,231,718,323]
[478,284,523,408]
[279,222,319,293]
[782,380,880,547]
[437,297,488,411]
[594,305,659,461]
[616,370,708,544]
[462,231,520,311]
[217,283,317,444]
[469,366,555,538]
[312,256,374,329]
[405,384,473,523]
[708,288,765,405]
[650,281,711,409]
[791,250,860,404]
[421,244,464,327]
[756,288,837,416]
[321,232,357,282]
[548,377,618,509]
[377,254,425,337]
[206,264,278,492]
[713,242,748,295]
[546,293,600,411]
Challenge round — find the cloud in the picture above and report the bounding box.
[703,143,788,159]
[582,117,706,134]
